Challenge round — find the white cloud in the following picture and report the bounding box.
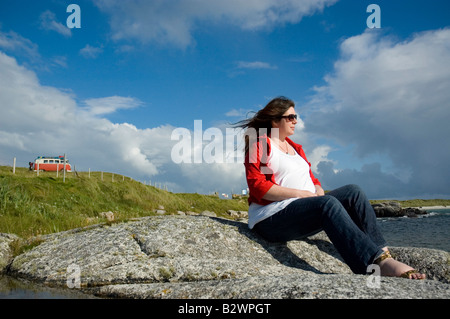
[79,44,104,59]
[83,96,143,116]
[304,28,450,198]
[39,10,71,37]
[178,161,245,194]
[228,61,278,77]
[307,145,333,173]
[0,30,40,61]
[225,108,253,118]
[236,61,277,70]
[93,0,337,48]
[51,56,68,68]
[0,30,68,71]
[0,51,166,179]
[0,50,246,194]
[225,109,243,117]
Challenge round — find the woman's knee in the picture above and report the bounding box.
[320,195,354,225]
[343,184,363,194]
[339,184,368,202]
[320,195,344,212]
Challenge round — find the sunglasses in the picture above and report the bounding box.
[280,114,298,122]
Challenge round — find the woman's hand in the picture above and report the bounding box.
[296,190,318,198]
[315,185,325,196]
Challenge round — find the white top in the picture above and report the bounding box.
[248,139,316,229]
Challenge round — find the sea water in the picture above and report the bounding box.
[0,275,97,299]
[377,208,450,252]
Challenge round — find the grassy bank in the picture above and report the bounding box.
[0,166,248,239]
[2,166,449,239]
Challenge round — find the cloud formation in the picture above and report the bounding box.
[0,50,247,194]
[2,13,449,199]
[79,44,104,59]
[0,51,166,180]
[0,30,40,61]
[39,10,72,37]
[304,28,450,198]
[93,0,337,48]
[236,61,278,70]
[83,96,143,116]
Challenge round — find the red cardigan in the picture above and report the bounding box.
[244,134,321,206]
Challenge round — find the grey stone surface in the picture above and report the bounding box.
[4,216,450,299]
[93,273,450,299]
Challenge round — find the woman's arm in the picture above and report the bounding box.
[262,184,318,202]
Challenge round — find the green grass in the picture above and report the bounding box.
[2,165,448,240]
[0,166,248,239]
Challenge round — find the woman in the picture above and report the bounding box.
[238,96,425,279]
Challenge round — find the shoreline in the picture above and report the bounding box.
[410,206,449,210]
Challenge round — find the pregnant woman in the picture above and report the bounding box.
[237,96,425,279]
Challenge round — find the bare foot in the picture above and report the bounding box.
[378,258,426,279]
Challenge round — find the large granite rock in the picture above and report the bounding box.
[0,233,19,274]
[372,202,427,217]
[3,216,450,298]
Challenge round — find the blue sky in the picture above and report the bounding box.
[1,0,449,199]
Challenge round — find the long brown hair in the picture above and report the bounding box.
[235,96,295,154]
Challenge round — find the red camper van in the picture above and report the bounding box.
[32,156,72,172]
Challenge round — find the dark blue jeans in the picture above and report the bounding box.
[253,184,387,274]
